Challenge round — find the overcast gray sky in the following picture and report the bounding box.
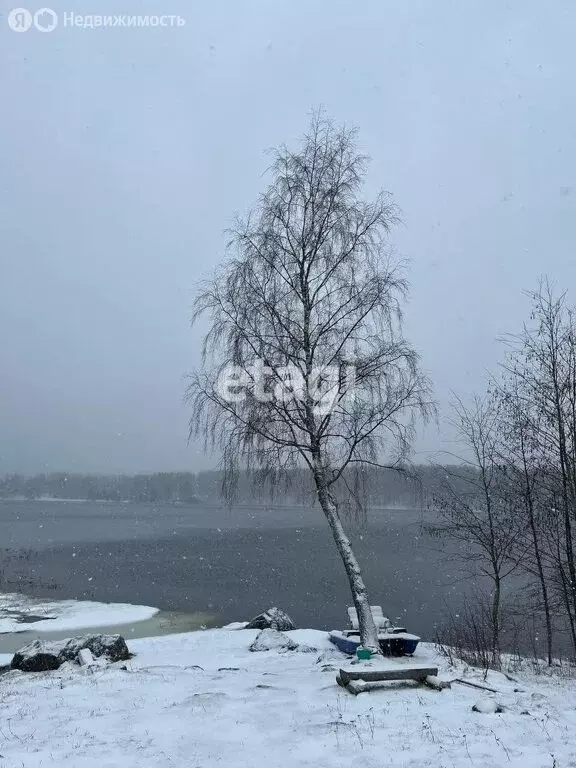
[1,0,575,475]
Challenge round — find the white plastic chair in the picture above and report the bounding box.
[347,605,392,632]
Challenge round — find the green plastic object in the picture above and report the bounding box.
[356,647,372,660]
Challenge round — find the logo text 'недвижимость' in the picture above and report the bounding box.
[7,8,186,32]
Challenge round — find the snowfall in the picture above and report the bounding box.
[1,615,576,767]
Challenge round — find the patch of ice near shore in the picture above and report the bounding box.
[0,592,159,634]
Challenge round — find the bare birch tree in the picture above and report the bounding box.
[187,113,432,652]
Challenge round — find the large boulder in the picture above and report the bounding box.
[245,607,295,632]
[11,634,130,672]
[11,640,62,672]
[249,628,299,652]
[58,634,130,664]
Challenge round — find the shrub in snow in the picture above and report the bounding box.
[249,629,298,652]
[245,607,295,632]
[11,634,131,672]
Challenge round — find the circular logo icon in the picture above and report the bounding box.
[34,7,57,31]
[8,7,33,31]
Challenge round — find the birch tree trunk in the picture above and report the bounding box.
[312,461,380,652]
[490,574,501,668]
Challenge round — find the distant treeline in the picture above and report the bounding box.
[0,472,217,503]
[0,467,451,506]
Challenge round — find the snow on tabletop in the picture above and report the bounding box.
[1,627,576,767]
[0,591,159,633]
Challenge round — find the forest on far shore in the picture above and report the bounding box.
[0,466,442,507]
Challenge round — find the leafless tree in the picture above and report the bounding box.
[430,395,522,666]
[499,281,576,656]
[187,113,433,651]
[495,377,555,664]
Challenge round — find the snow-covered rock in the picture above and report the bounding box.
[78,648,94,667]
[58,635,131,664]
[11,634,131,672]
[222,621,249,630]
[11,639,63,672]
[472,698,504,713]
[245,607,295,631]
[315,648,344,665]
[249,628,298,652]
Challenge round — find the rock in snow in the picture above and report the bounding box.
[59,635,130,664]
[222,622,249,630]
[245,607,295,632]
[11,641,62,672]
[472,698,504,714]
[78,648,94,667]
[249,629,299,652]
[11,634,131,672]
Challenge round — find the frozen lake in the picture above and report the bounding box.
[0,499,463,639]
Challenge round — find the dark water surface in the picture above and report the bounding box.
[0,500,464,640]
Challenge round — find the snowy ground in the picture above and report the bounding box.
[1,626,575,767]
[0,592,158,633]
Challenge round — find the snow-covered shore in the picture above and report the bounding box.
[1,626,575,767]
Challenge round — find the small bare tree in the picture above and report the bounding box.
[430,395,522,666]
[499,281,576,657]
[187,113,432,651]
[495,376,555,664]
